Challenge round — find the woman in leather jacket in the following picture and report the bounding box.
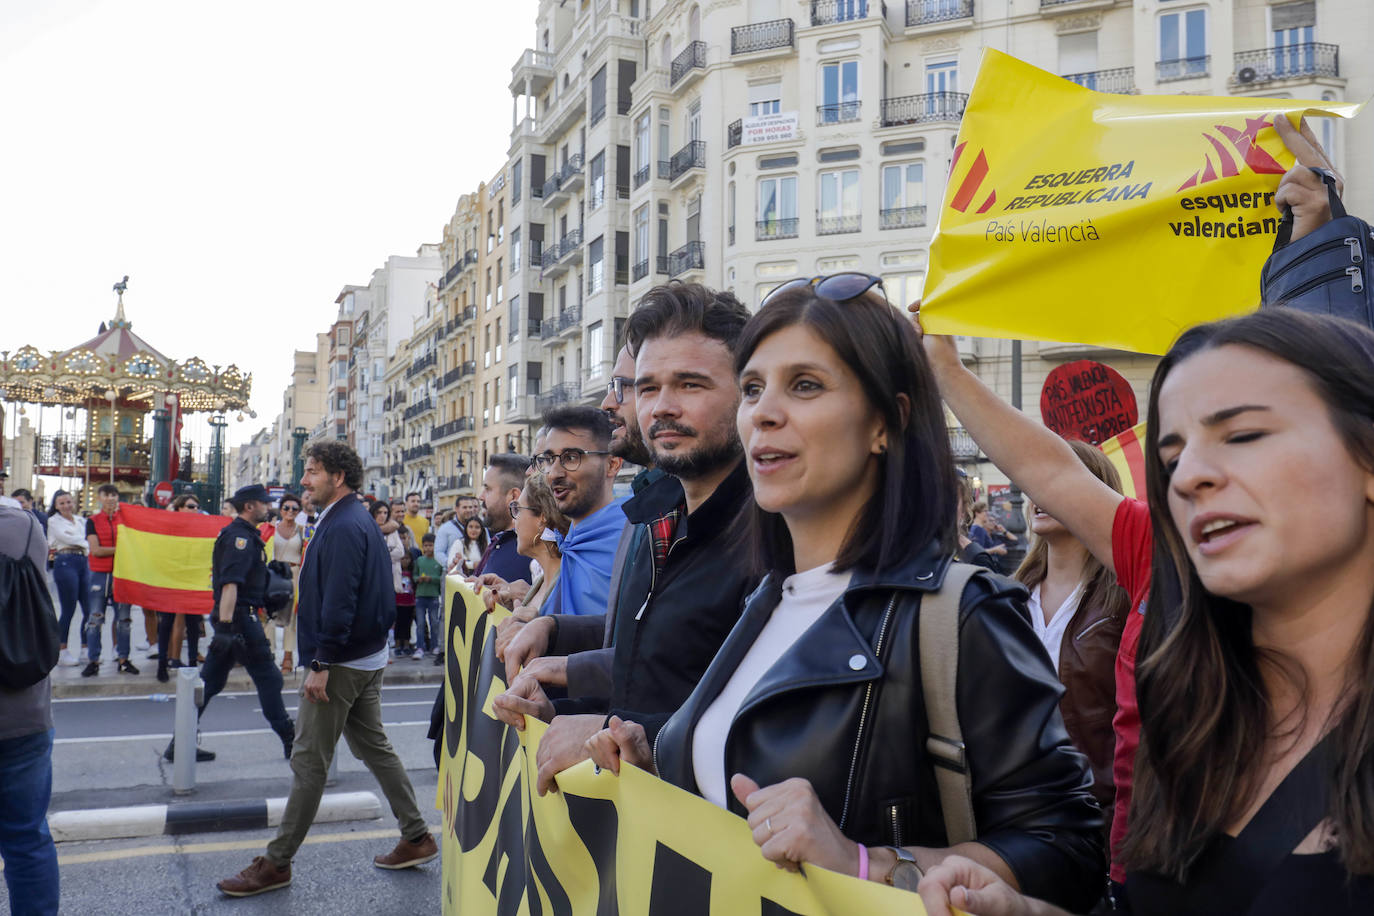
[1014,440,1130,839]
[585,275,1104,913]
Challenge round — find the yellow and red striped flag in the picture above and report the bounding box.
[1100,421,1148,501]
[113,505,230,614]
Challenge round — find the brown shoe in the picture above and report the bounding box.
[217,856,291,897]
[373,833,438,870]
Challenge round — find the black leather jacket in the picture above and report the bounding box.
[653,543,1105,912]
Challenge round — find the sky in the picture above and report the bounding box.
[0,0,539,452]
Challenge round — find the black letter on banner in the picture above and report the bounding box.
[444,590,467,759]
[482,781,529,915]
[647,843,711,916]
[761,901,807,916]
[458,626,522,852]
[525,799,574,916]
[564,795,620,916]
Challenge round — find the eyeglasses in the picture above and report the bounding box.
[761,272,887,309]
[606,376,634,405]
[533,448,611,472]
[281,505,300,513]
[508,501,538,519]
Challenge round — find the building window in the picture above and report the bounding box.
[757,175,798,240]
[588,321,605,373]
[512,159,522,204]
[509,365,520,409]
[511,228,521,273]
[633,205,650,277]
[1158,8,1207,80]
[925,59,958,95]
[484,326,492,369]
[589,236,605,294]
[589,151,607,209]
[749,80,781,117]
[495,318,503,363]
[1058,31,1098,86]
[818,168,861,234]
[880,162,925,229]
[634,111,651,184]
[820,60,859,123]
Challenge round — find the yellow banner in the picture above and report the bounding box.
[921,49,1361,355]
[436,577,932,915]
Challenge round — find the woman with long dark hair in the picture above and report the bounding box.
[584,275,1104,911]
[919,309,1374,914]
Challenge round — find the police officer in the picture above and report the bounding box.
[164,484,294,762]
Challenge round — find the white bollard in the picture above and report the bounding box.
[172,667,200,795]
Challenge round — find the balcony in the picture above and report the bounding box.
[949,426,981,462]
[541,246,564,276]
[402,443,434,463]
[731,19,795,56]
[811,0,884,27]
[558,305,582,336]
[880,205,927,230]
[526,318,542,337]
[402,397,434,421]
[463,248,478,270]
[404,351,437,380]
[656,254,669,275]
[431,416,474,444]
[633,163,650,189]
[437,260,463,292]
[817,214,861,236]
[879,92,967,126]
[632,258,649,282]
[389,462,404,477]
[668,241,704,277]
[509,48,554,96]
[459,360,476,379]
[670,41,707,88]
[817,101,861,125]
[1157,56,1210,82]
[528,243,544,271]
[560,153,586,193]
[1063,67,1136,94]
[1233,43,1339,86]
[727,119,742,149]
[905,0,972,27]
[668,140,706,184]
[535,381,581,414]
[559,227,584,263]
[589,102,606,127]
[540,74,585,141]
[388,427,402,443]
[757,218,799,241]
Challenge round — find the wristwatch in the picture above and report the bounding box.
[885,846,924,891]
[309,659,330,672]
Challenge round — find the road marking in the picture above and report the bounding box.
[270,701,433,714]
[53,685,436,704]
[53,722,427,745]
[52,824,443,866]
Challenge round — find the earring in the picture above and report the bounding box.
[876,443,888,455]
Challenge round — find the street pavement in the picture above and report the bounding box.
[9,673,446,913]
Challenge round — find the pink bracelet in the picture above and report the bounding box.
[857,842,869,881]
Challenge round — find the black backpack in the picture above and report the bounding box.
[0,521,61,689]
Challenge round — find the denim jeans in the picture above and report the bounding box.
[52,554,90,649]
[199,609,292,741]
[413,596,441,652]
[85,570,130,662]
[0,729,59,916]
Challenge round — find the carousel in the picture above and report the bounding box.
[0,278,253,512]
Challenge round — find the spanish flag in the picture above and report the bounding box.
[1100,421,1148,500]
[113,505,230,614]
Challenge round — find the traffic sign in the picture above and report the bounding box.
[153,480,174,507]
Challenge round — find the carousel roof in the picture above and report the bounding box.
[0,286,251,413]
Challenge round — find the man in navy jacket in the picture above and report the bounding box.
[217,441,436,898]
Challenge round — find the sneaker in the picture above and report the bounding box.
[147,649,161,660]
[217,856,291,897]
[117,659,140,675]
[156,667,169,684]
[411,648,424,661]
[58,649,79,667]
[373,833,438,870]
[162,740,217,762]
[432,652,443,666]
[79,647,89,663]
[135,639,150,652]
[81,661,100,678]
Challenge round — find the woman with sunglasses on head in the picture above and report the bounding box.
[585,274,1103,912]
[510,473,571,617]
[919,310,1374,915]
[271,495,304,674]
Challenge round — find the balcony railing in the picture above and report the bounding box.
[880,205,927,230]
[459,305,477,325]
[668,140,706,182]
[404,351,437,380]
[879,92,967,126]
[668,241,705,276]
[1063,66,1136,94]
[731,19,795,55]
[388,427,402,443]
[1157,56,1210,82]
[560,153,585,183]
[437,260,463,291]
[526,318,542,337]
[541,173,562,199]
[589,103,606,127]
[633,163,649,188]
[437,365,463,389]
[657,160,671,181]
[817,101,861,125]
[559,228,584,258]
[541,248,559,272]
[670,41,707,86]
[528,243,544,270]
[811,0,883,26]
[727,119,742,149]
[949,426,981,462]
[430,417,473,442]
[459,360,476,379]
[402,443,434,462]
[534,382,581,414]
[389,462,403,477]
[905,0,972,27]
[756,218,799,241]
[463,249,478,268]
[633,258,650,282]
[817,214,861,235]
[402,397,434,421]
[1234,43,1339,84]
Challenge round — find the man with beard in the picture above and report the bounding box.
[534,406,625,616]
[492,282,759,795]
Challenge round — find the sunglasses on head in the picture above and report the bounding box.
[760,272,887,309]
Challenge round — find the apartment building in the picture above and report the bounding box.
[399,288,443,498]
[433,193,484,505]
[309,292,358,449]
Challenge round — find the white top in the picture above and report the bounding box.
[692,564,853,810]
[48,513,88,552]
[1027,581,1085,674]
[336,643,389,672]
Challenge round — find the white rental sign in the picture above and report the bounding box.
[742,111,799,145]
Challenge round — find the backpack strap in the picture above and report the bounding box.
[919,561,980,845]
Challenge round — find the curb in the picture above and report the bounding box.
[50,663,445,699]
[48,790,383,843]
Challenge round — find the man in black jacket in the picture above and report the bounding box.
[493,283,760,794]
[217,442,434,898]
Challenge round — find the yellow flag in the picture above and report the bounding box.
[921,49,1361,355]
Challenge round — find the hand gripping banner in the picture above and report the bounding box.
[921,49,1361,355]
[436,577,939,915]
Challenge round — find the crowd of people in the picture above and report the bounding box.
[2,116,1372,913]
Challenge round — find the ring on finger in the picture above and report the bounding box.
[766,817,773,836]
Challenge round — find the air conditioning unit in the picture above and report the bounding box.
[1237,66,1258,83]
